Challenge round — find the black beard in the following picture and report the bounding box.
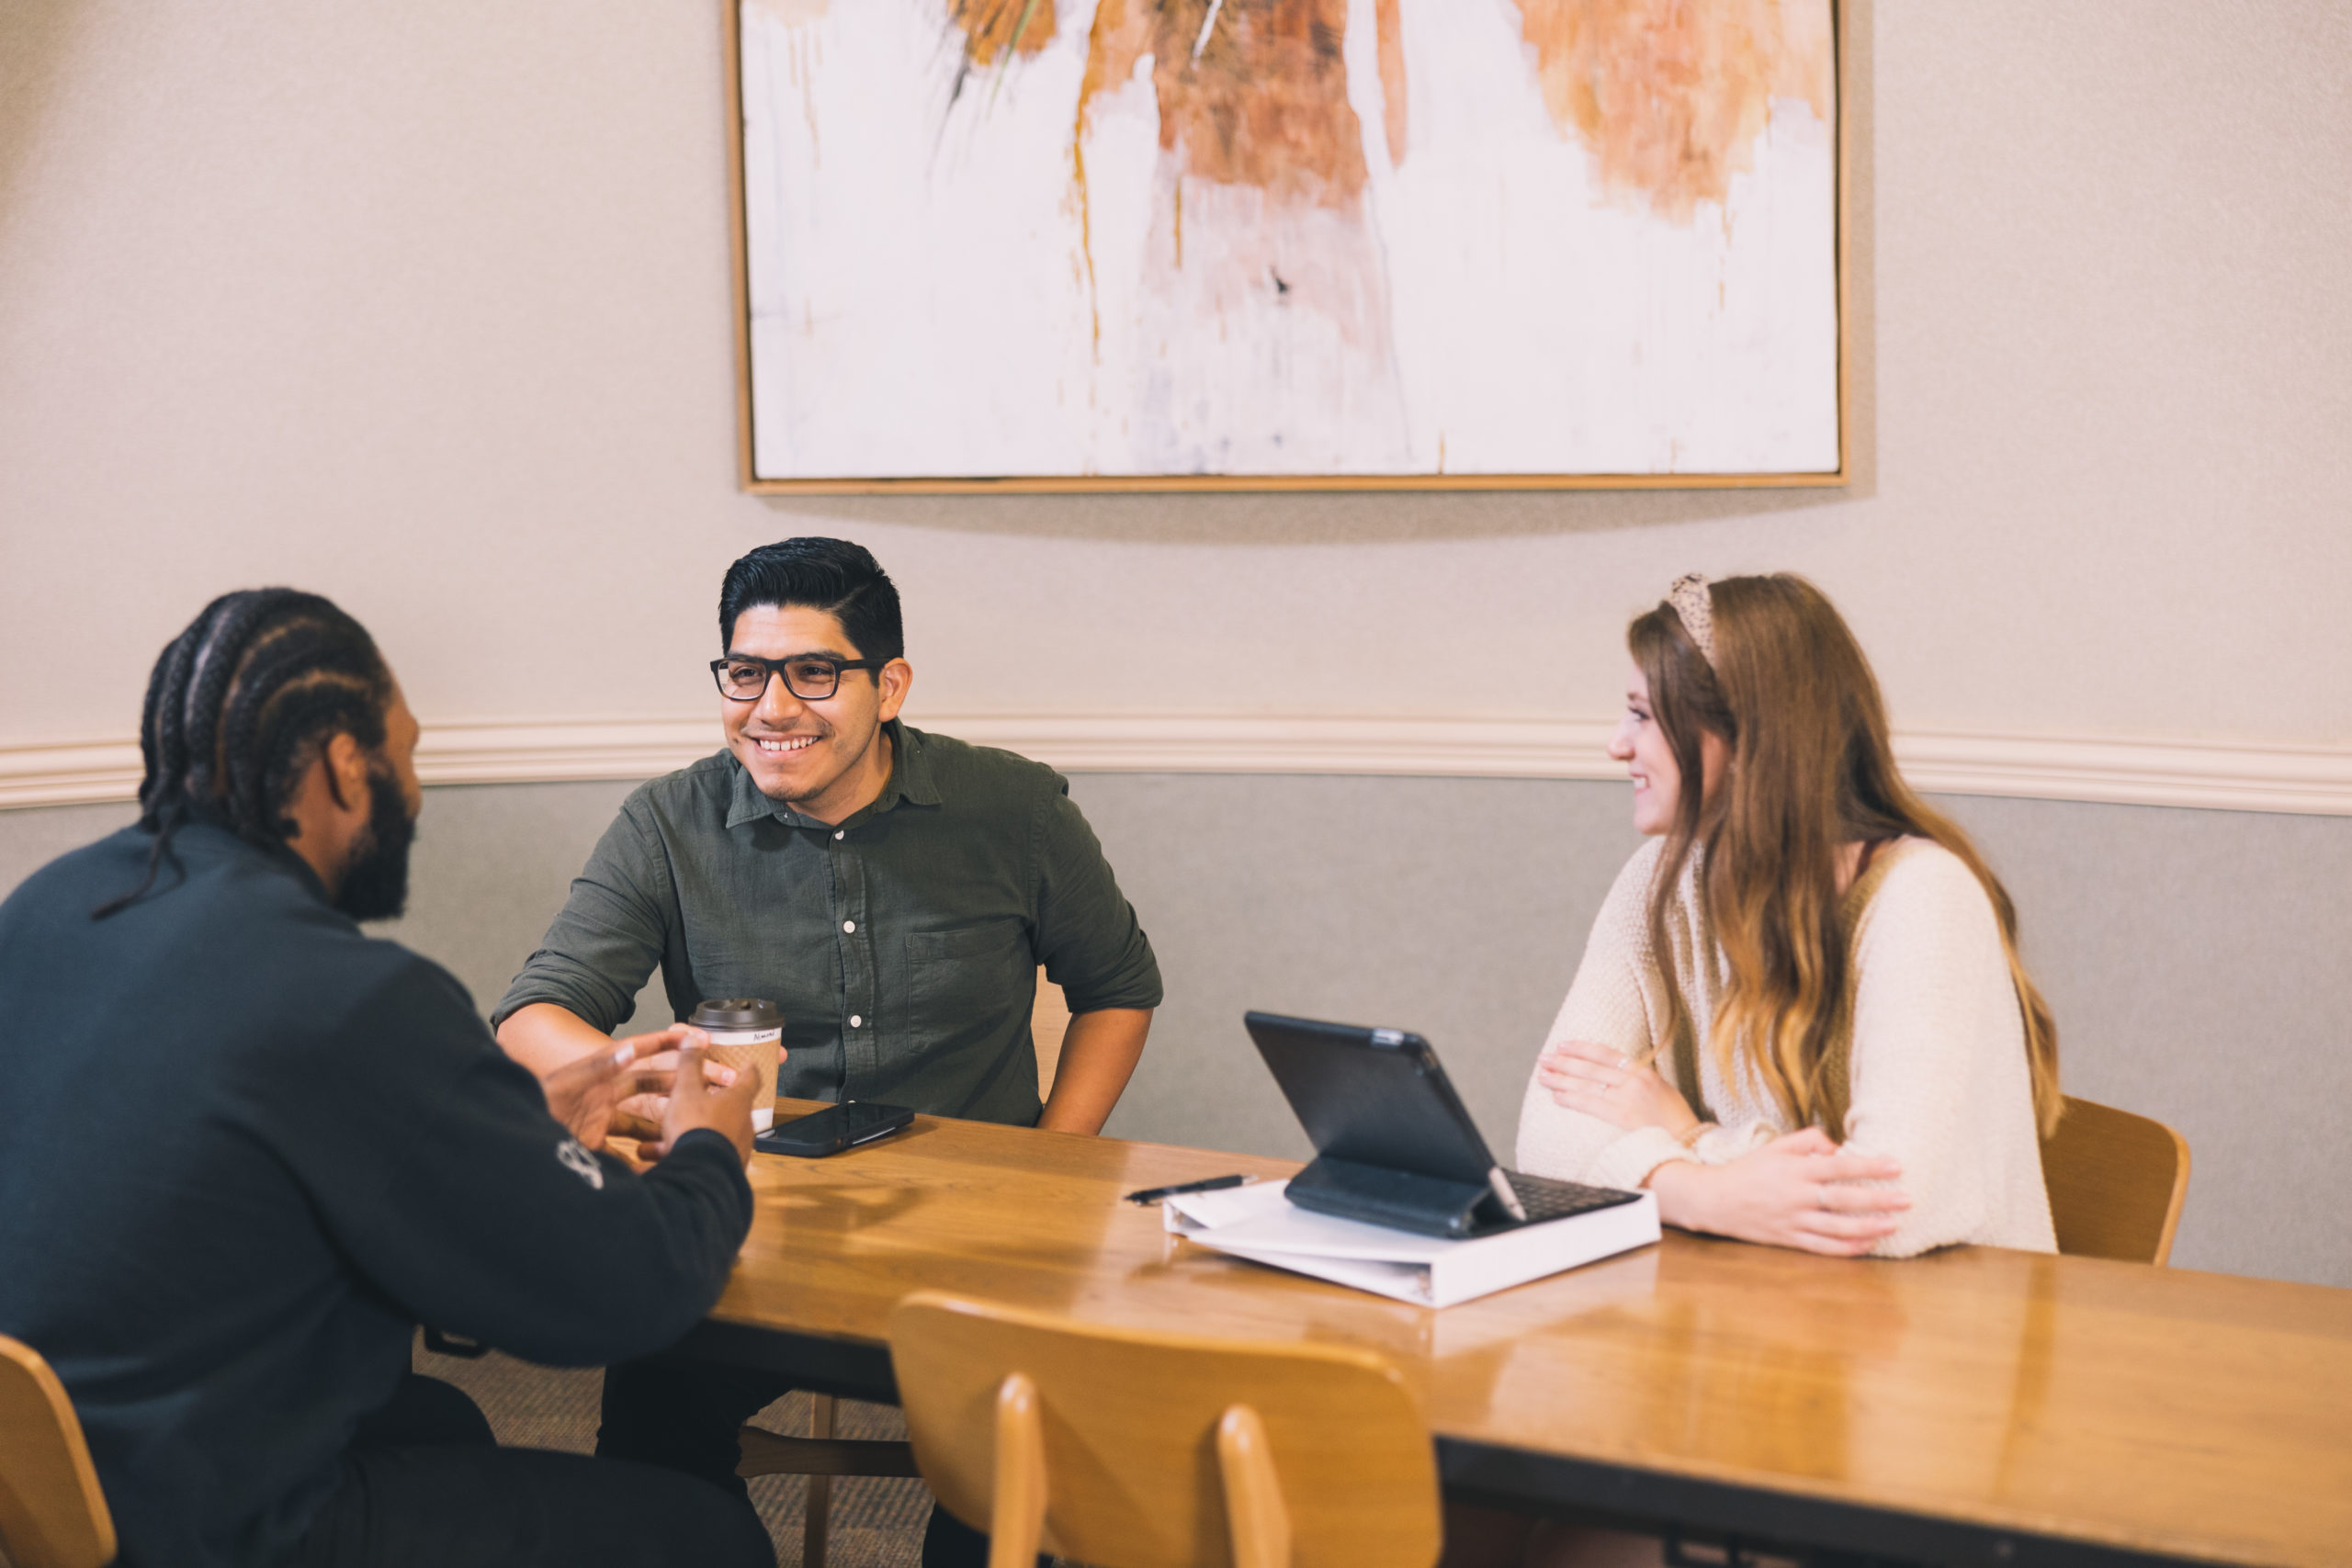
[335,762,416,920]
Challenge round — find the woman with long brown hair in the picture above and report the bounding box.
[1516,573,2061,1256]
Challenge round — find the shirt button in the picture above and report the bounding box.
[849,1014,864,1028]
[842,919,855,933]
[833,830,844,840]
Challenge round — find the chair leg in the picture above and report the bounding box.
[1216,1404,1292,1568]
[805,1393,836,1568]
[989,1373,1046,1568]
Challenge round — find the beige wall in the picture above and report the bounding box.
[3,1,2349,754]
[4,1,2352,1290]
[14,775,2351,1289]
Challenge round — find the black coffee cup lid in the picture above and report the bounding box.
[687,997,782,1030]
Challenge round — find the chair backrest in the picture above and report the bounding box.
[888,1292,1441,1568]
[0,1337,116,1568]
[2040,1095,2191,1265]
[1032,967,1070,1098]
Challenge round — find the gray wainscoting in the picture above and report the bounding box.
[5,776,2345,1288]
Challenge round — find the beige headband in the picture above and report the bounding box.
[1665,573,1716,665]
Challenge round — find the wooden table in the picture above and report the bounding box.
[681,1103,2352,1568]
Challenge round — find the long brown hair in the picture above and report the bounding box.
[1634,574,2062,1138]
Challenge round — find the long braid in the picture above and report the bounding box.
[130,637,174,819]
[99,629,205,918]
[138,614,209,820]
[96,602,240,917]
[215,622,314,837]
[95,590,391,918]
[178,592,281,813]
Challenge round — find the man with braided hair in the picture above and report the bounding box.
[0,590,777,1568]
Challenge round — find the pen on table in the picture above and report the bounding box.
[1124,1173,1257,1205]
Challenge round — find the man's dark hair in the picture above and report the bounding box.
[96,589,394,918]
[718,537,903,663]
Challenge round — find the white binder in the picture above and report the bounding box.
[1165,1178,1660,1309]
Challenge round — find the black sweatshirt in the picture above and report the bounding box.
[0,823,753,1568]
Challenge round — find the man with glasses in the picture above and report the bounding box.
[492,536,1159,1564]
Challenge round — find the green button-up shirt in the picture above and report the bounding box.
[492,722,1161,1126]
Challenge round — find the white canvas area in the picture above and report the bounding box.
[740,0,1838,479]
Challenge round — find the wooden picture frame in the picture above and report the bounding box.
[726,1,1849,495]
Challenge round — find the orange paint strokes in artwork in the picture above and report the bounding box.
[1077,0,1154,116]
[1069,2,1399,377]
[1073,123,1101,354]
[1375,0,1408,166]
[1510,0,1833,222]
[1072,0,1157,355]
[1080,0,1368,209]
[945,0,1058,67]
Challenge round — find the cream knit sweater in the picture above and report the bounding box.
[1515,837,2056,1257]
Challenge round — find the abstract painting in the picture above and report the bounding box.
[731,0,1842,489]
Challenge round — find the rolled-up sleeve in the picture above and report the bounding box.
[1031,785,1161,1014]
[492,795,673,1034]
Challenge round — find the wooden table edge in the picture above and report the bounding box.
[672,1311,2260,1568]
[691,1109,2338,1568]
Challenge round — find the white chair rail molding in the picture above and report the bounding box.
[6,715,2351,817]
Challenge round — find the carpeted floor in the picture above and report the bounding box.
[414,1335,933,1567]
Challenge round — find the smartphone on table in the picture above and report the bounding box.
[753,1100,914,1157]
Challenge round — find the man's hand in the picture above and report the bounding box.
[1646,1128,1910,1257]
[537,1025,736,1152]
[1536,1039,1701,1137]
[646,1036,763,1166]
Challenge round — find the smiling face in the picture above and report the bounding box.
[721,604,911,824]
[1608,660,1727,836]
[1609,661,1684,835]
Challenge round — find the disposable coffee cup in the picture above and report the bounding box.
[687,998,784,1134]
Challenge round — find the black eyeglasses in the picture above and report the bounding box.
[709,654,888,703]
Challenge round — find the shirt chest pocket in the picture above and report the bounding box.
[904,918,1031,1040]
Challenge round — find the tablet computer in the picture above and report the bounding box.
[1242,1010,1640,1238]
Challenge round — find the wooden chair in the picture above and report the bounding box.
[0,1336,116,1568]
[886,1291,1442,1568]
[735,970,1073,1568]
[1030,967,1071,1100]
[2041,1095,2192,1265]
